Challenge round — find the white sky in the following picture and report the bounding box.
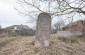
[0,0,85,28]
[0,0,35,28]
[0,0,58,28]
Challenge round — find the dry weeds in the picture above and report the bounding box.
[0,35,85,55]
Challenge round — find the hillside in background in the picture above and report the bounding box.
[0,35,85,55]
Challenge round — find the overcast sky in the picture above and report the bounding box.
[0,0,57,28]
[0,0,35,28]
[0,0,85,28]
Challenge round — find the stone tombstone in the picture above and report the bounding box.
[35,12,51,46]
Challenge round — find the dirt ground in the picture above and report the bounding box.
[0,35,85,55]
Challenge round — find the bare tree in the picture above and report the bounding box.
[54,0,85,18]
[15,0,63,20]
[54,19,65,31]
[16,0,85,46]
[17,0,85,16]
[15,0,85,24]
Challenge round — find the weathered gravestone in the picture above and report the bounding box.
[35,12,51,46]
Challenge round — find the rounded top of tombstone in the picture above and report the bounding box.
[38,12,51,18]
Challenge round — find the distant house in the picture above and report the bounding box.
[62,20,85,35]
[6,24,31,30]
[6,24,35,36]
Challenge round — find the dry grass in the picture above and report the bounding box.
[0,35,85,55]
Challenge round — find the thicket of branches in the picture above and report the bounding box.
[16,0,85,24]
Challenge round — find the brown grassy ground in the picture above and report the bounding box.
[0,35,85,55]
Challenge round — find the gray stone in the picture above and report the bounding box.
[35,12,51,46]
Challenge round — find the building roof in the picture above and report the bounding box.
[6,24,31,30]
[62,20,83,29]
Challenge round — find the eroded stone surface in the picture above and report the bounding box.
[35,12,51,46]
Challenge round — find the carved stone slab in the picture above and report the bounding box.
[35,12,51,46]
